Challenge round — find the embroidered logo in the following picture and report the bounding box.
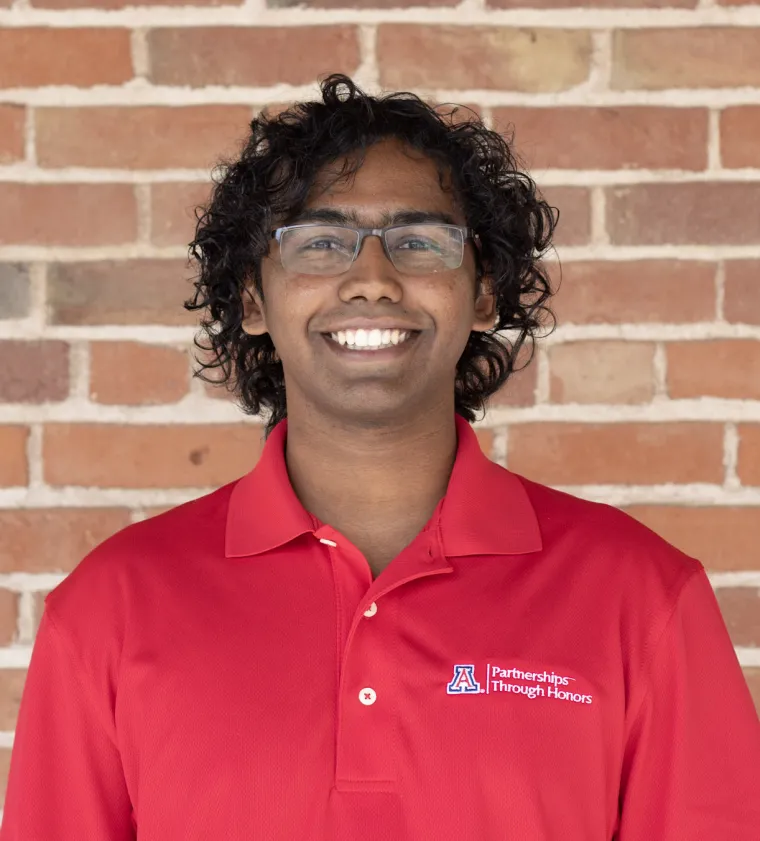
[447,662,593,705]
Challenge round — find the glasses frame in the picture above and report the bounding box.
[270,222,477,276]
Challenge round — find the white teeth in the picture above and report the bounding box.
[329,328,412,350]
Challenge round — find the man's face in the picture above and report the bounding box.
[242,138,495,426]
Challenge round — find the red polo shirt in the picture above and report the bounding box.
[3,415,759,840]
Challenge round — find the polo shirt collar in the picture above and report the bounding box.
[225,414,542,559]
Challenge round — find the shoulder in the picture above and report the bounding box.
[517,473,702,595]
[43,480,238,630]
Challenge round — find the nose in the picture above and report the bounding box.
[337,233,402,303]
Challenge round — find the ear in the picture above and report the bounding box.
[471,274,497,332]
[241,280,269,336]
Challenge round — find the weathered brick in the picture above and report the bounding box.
[607,184,760,246]
[624,506,760,571]
[31,591,52,637]
[149,27,360,87]
[738,425,760,486]
[0,265,30,320]
[549,341,655,404]
[150,182,213,246]
[0,341,69,403]
[552,261,716,324]
[0,748,11,807]
[496,107,707,170]
[714,588,760,648]
[744,669,760,718]
[37,106,251,170]
[489,360,538,408]
[489,0,694,5]
[37,0,240,7]
[724,261,760,325]
[44,425,264,488]
[543,187,591,247]
[0,184,137,246]
[0,508,131,573]
[0,427,29,486]
[508,423,723,485]
[271,0,455,5]
[0,669,28,730]
[721,107,760,169]
[613,29,760,90]
[0,29,132,88]
[667,340,760,400]
[378,26,591,92]
[89,342,190,405]
[0,590,19,645]
[48,261,197,326]
[0,105,25,163]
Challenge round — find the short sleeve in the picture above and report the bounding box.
[618,567,760,840]
[0,607,135,840]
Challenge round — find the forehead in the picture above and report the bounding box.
[305,138,462,220]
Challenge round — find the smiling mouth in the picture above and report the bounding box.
[323,328,419,352]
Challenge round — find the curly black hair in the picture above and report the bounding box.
[185,73,558,437]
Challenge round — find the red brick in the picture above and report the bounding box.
[607,184,760,246]
[0,590,19,645]
[0,748,11,807]
[489,0,694,5]
[475,429,495,460]
[543,187,591,247]
[270,0,455,6]
[714,588,760,648]
[378,26,591,92]
[738,425,760,486]
[151,182,213,246]
[613,29,760,90]
[489,360,538,408]
[0,184,137,246]
[0,670,28,730]
[37,106,251,170]
[36,0,239,7]
[623,505,760,572]
[0,264,30,319]
[497,107,707,170]
[0,29,132,88]
[508,423,723,485]
[667,340,760,400]
[725,261,760,325]
[744,669,760,718]
[0,105,25,163]
[90,342,189,405]
[0,427,29,486]
[48,261,197,326]
[31,591,52,636]
[721,107,760,169]
[44,424,264,488]
[0,508,131,573]
[549,341,655,404]
[149,27,360,87]
[553,261,716,324]
[0,341,69,404]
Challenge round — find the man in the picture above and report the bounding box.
[2,74,759,840]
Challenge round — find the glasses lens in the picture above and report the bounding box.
[279,226,359,275]
[385,225,465,274]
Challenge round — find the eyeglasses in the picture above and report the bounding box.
[270,223,475,276]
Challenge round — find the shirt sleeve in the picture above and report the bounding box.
[617,566,760,840]
[0,606,135,840]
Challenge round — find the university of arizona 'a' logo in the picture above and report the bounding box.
[447,664,481,694]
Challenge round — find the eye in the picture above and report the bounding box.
[300,236,346,251]
[395,236,442,253]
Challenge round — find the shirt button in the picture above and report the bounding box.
[363,602,378,618]
[359,687,377,706]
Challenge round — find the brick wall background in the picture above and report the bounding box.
[1,0,760,817]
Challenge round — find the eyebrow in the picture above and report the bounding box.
[285,207,460,227]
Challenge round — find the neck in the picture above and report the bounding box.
[282,404,458,556]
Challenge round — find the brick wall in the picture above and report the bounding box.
[1,0,760,815]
